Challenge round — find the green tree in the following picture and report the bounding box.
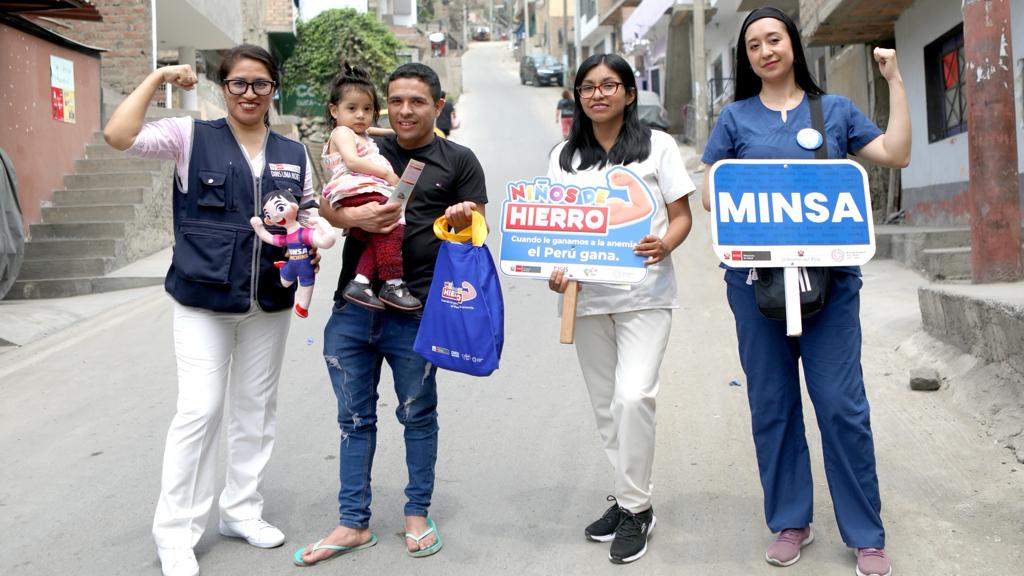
[283,8,403,114]
[418,0,435,25]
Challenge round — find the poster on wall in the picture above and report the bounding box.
[49,55,76,124]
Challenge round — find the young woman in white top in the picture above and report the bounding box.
[547,53,695,564]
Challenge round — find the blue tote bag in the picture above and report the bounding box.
[414,212,504,376]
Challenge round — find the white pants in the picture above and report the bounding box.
[152,302,291,549]
[574,309,672,513]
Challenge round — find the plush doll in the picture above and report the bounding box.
[250,190,337,318]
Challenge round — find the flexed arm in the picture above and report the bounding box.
[606,167,654,226]
[854,48,911,168]
[104,65,197,150]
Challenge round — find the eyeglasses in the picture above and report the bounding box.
[577,81,624,99]
[223,79,277,96]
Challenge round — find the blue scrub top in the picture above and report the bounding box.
[702,93,881,163]
[702,93,883,275]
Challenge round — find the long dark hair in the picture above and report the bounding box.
[559,53,651,173]
[326,63,381,130]
[218,44,281,127]
[734,7,824,102]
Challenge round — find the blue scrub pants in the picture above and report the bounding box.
[725,269,885,549]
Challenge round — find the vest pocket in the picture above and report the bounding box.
[173,225,235,284]
[197,170,232,210]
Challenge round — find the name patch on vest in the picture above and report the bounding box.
[269,162,301,181]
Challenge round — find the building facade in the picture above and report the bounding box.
[893,0,1023,225]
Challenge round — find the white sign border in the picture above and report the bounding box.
[709,159,876,268]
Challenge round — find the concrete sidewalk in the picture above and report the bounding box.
[0,246,170,352]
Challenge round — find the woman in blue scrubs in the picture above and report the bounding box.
[700,7,910,576]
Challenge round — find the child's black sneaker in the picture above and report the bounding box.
[343,280,385,310]
[379,282,422,311]
[608,506,655,564]
[585,495,623,542]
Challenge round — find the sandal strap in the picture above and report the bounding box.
[404,519,437,543]
[310,539,347,552]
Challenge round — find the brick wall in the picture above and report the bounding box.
[39,0,154,98]
[264,0,294,32]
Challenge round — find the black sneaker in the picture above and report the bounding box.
[585,495,624,542]
[609,506,656,564]
[378,282,422,310]
[343,280,385,310]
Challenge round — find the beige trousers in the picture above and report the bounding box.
[574,309,672,513]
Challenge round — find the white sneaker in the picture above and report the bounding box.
[218,518,286,548]
[157,547,199,576]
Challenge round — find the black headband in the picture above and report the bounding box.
[740,6,790,33]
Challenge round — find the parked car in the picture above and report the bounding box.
[636,90,670,132]
[520,54,564,86]
[472,26,491,41]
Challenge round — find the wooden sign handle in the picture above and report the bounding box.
[559,280,579,344]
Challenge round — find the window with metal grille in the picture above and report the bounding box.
[924,24,966,143]
[712,55,723,101]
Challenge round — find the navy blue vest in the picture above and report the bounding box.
[165,118,308,313]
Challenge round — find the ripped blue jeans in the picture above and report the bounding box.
[323,300,439,529]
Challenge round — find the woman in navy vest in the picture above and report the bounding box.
[105,44,315,576]
[700,8,909,576]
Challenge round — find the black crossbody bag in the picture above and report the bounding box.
[754,94,831,321]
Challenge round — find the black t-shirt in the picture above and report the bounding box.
[436,101,455,136]
[557,98,575,118]
[333,134,488,304]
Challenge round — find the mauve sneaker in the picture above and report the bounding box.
[765,526,814,566]
[856,548,892,576]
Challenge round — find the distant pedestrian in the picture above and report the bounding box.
[104,44,316,576]
[700,7,910,576]
[547,53,695,564]
[434,90,459,137]
[556,88,575,139]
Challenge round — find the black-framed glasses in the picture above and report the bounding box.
[577,81,624,99]
[223,78,277,96]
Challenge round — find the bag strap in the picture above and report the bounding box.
[808,94,828,160]
[432,211,487,246]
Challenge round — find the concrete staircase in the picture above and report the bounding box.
[876,225,1024,281]
[7,108,194,299]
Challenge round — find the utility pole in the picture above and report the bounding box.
[963,0,1022,282]
[693,0,708,149]
[523,0,531,56]
[562,0,568,72]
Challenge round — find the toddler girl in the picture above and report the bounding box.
[321,65,421,311]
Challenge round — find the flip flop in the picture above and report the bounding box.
[405,517,443,558]
[292,533,377,567]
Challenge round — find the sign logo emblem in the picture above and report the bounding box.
[441,281,477,304]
